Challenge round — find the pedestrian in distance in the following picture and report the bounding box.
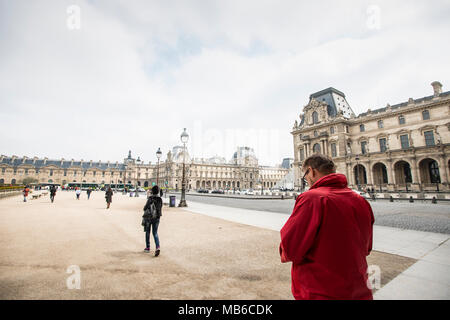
[279,154,375,300]
[105,187,113,209]
[75,187,81,200]
[50,185,57,203]
[23,186,29,202]
[160,188,163,197]
[142,185,163,256]
[87,188,92,200]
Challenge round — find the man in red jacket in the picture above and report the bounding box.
[280,154,374,300]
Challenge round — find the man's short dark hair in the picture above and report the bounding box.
[151,185,159,195]
[303,154,336,175]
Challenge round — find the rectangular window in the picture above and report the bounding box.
[49,170,53,176]
[378,120,384,128]
[422,110,430,120]
[398,115,405,125]
[400,134,409,149]
[379,138,387,152]
[360,124,365,132]
[361,141,367,154]
[331,143,337,157]
[424,131,435,146]
[64,170,67,176]
[299,148,305,161]
[25,169,28,175]
[330,126,335,134]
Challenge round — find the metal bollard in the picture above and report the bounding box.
[389,196,393,202]
[432,196,437,204]
[409,196,414,203]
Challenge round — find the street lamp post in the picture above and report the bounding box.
[179,128,189,207]
[156,147,162,187]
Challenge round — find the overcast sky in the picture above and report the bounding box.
[1,0,449,166]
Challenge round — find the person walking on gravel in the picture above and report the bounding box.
[75,187,81,200]
[23,186,29,202]
[142,186,163,256]
[50,185,56,203]
[105,187,113,209]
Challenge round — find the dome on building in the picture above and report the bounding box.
[172,146,190,163]
[232,147,258,166]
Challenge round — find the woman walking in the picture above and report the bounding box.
[23,186,29,202]
[75,187,81,200]
[143,186,163,256]
[105,187,113,209]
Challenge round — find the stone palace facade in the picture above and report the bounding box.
[1,147,290,191]
[292,81,450,192]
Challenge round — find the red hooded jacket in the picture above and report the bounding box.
[280,173,374,300]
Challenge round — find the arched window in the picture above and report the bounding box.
[330,126,335,134]
[429,161,441,183]
[312,111,319,124]
[313,143,321,153]
[331,143,337,157]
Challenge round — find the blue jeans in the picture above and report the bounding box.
[145,219,160,249]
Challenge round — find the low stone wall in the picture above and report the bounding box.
[0,191,22,199]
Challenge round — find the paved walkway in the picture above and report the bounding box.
[182,200,450,299]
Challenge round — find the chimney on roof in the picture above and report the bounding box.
[431,81,443,97]
[22,156,27,163]
[61,158,64,166]
[43,157,48,165]
[71,159,74,166]
[33,156,38,164]
[90,160,93,166]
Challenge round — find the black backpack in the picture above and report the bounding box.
[142,198,158,228]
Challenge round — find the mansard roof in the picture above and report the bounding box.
[0,157,126,170]
[357,90,450,118]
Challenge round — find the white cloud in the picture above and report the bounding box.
[0,0,449,165]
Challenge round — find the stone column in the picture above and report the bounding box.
[347,162,354,188]
[410,157,419,184]
[386,159,394,190]
[438,155,448,184]
[321,140,326,155]
[365,161,373,185]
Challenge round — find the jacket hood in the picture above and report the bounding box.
[310,173,348,189]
